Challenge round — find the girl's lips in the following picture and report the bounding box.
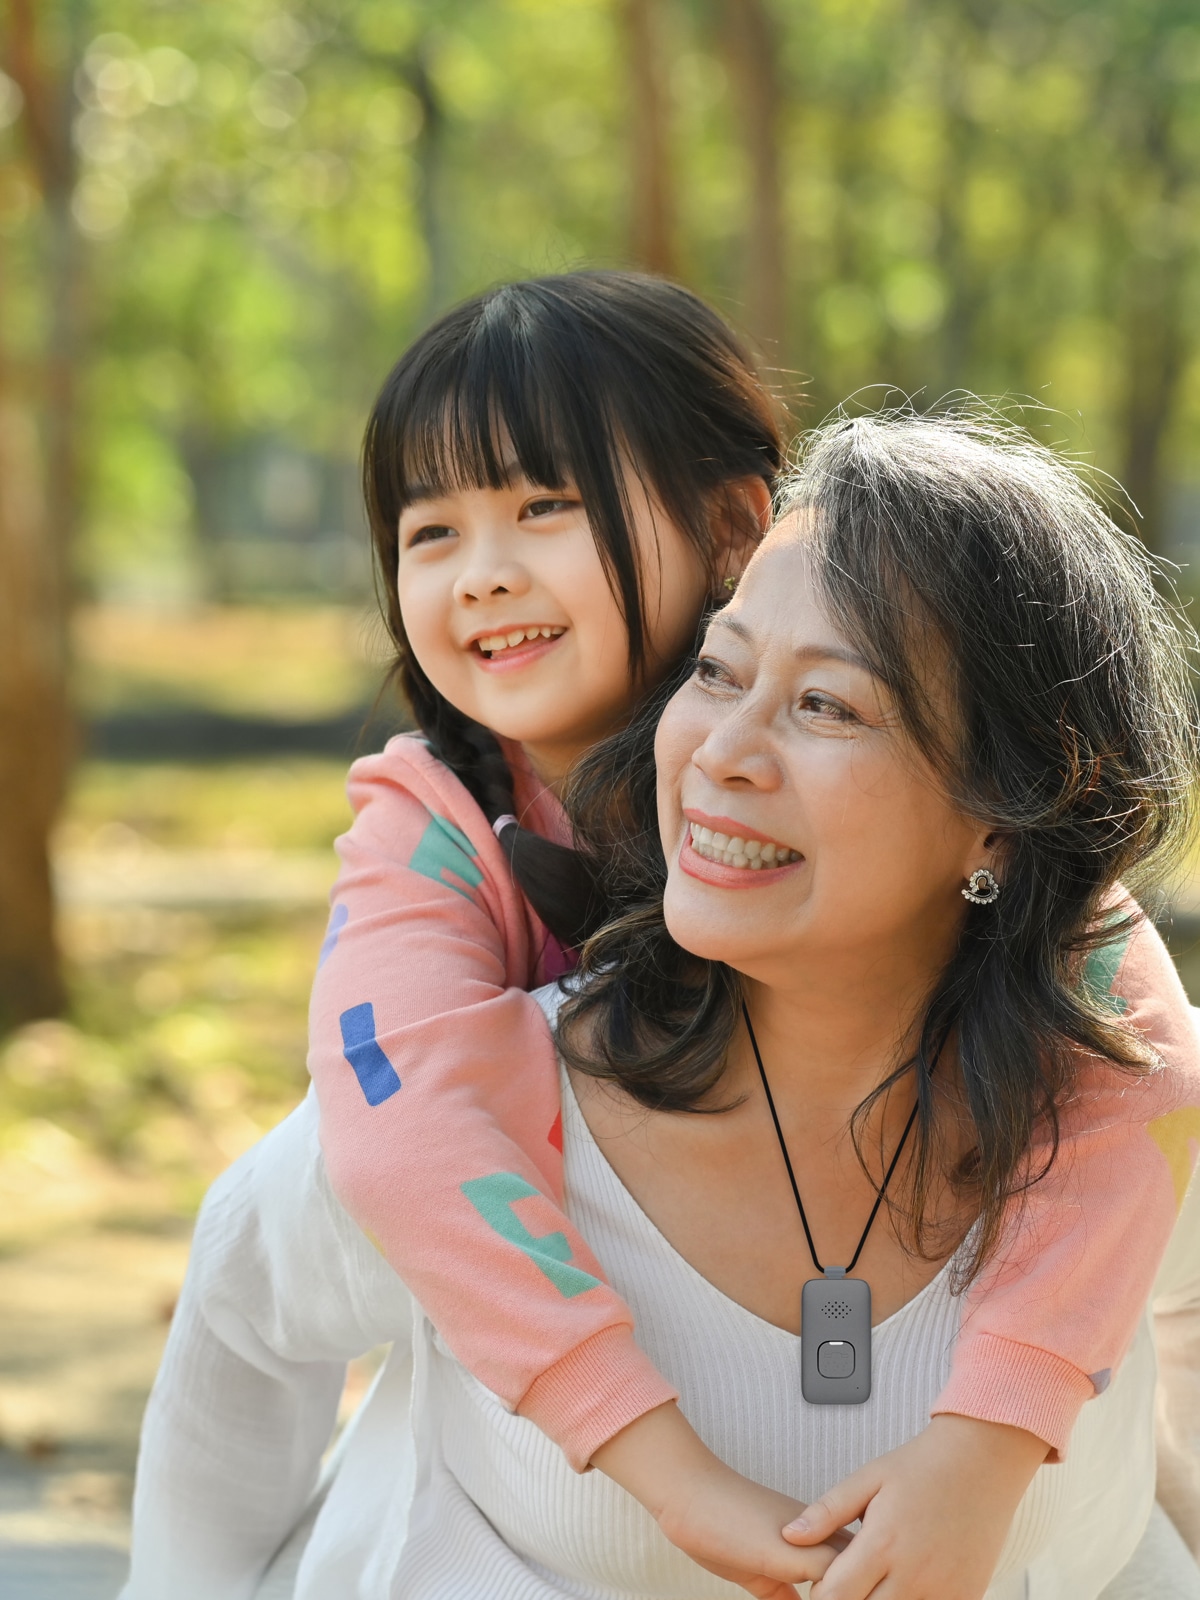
[677,834,804,889]
[471,632,566,675]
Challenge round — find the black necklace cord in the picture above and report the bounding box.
[741,1000,927,1278]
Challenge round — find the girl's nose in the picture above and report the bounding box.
[452,552,531,606]
[691,708,782,793]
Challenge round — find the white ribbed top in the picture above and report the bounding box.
[386,1035,1158,1600]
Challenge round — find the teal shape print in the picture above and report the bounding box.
[461,1172,601,1299]
[1082,919,1131,1016]
[410,813,484,901]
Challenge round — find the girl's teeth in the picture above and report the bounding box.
[478,627,565,656]
[687,822,797,870]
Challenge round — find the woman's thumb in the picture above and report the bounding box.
[781,1467,878,1545]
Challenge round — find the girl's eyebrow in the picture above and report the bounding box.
[710,614,873,675]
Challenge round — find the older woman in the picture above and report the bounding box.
[124,413,1200,1600]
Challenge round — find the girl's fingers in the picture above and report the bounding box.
[808,1533,889,1600]
[737,1581,798,1600]
[783,1466,880,1545]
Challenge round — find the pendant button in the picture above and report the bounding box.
[817,1339,856,1379]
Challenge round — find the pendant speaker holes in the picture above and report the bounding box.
[824,1300,851,1318]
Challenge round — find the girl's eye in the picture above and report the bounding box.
[405,523,455,548]
[524,496,576,519]
[799,690,856,723]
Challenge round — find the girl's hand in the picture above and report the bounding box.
[592,1401,847,1598]
[782,1414,1048,1600]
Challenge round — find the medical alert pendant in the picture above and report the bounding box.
[801,1268,872,1404]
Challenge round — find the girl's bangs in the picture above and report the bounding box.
[395,332,588,508]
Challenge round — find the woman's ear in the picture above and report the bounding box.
[966,830,1011,882]
[712,476,773,593]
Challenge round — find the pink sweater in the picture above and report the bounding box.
[309,734,1200,1471]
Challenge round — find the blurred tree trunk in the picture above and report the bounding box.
[407,44,452,323]
[619,0,677,276]
[0,0,83,1025]
[722,0,787,361]
[1114,111,1188,555]
[1119,257,1185,555]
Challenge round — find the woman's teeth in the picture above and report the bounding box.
[688,821,799,870]
[477,626,565,657]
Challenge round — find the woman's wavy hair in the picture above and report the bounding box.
[363,270,782,947]
[558,405,1199,1284]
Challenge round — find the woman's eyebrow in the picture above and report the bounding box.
[710,614,872,674]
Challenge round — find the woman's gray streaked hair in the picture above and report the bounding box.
[558,401,1200,1286]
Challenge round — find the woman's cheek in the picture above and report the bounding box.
[653,727,691,856]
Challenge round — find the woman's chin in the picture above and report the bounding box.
[663,878,785,967]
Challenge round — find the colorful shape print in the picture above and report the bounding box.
[318,902,349,968]
[461,1172,601,1298]
[410,813,484,901]
[1082,925,1131,1016]
[1148,1106,1200,1212]
[339,1002,401,1106]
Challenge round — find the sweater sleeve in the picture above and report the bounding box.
[307,736,676,1472]
[932,908,1200,1458]
[122,1091,415,1600]
[1153,1080,1200,1560]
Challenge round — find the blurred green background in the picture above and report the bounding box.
[1,0,1200,1585]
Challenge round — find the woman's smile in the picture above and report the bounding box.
[680,807,805,888]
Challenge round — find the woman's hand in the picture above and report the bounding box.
[592,1401,847,1598]
[782,1414,1048,1600]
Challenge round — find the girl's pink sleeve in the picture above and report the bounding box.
[933,908,1200,1458]
[308,736,676,1471]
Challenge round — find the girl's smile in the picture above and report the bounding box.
[468,623,569,673]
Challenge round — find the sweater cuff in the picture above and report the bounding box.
[931,1332,1097,1461]
[517,1324,679,1472]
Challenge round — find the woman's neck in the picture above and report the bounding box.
[733,961,937,1127]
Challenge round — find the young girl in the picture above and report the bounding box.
[303,271,1200,1592]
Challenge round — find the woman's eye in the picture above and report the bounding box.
[405,523,455,548]
[799,690,856,723]
[693,656,737,692]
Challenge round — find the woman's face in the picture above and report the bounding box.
[655,516,992,989]
[396,468,722,788]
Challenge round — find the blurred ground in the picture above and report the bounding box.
[1,605,1199,1598]
[0,606,389,1596]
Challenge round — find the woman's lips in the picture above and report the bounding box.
[471,632,566,674]
[678,834,804,889]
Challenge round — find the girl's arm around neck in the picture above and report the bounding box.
[933,908,1200,1459]
[308,736,676,1469]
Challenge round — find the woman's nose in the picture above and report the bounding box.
[452,547,532,606]
[691,709,782,792]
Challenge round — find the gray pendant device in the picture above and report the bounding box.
[741,1002,931,1412]
[801,1268,872,1404]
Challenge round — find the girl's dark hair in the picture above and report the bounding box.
[558,405,1198,1283]
[363,270,782,947]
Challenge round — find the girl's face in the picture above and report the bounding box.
[654,517,993,991]
[396,468,731,786]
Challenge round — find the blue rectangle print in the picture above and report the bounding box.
[339,1002,401,1106]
